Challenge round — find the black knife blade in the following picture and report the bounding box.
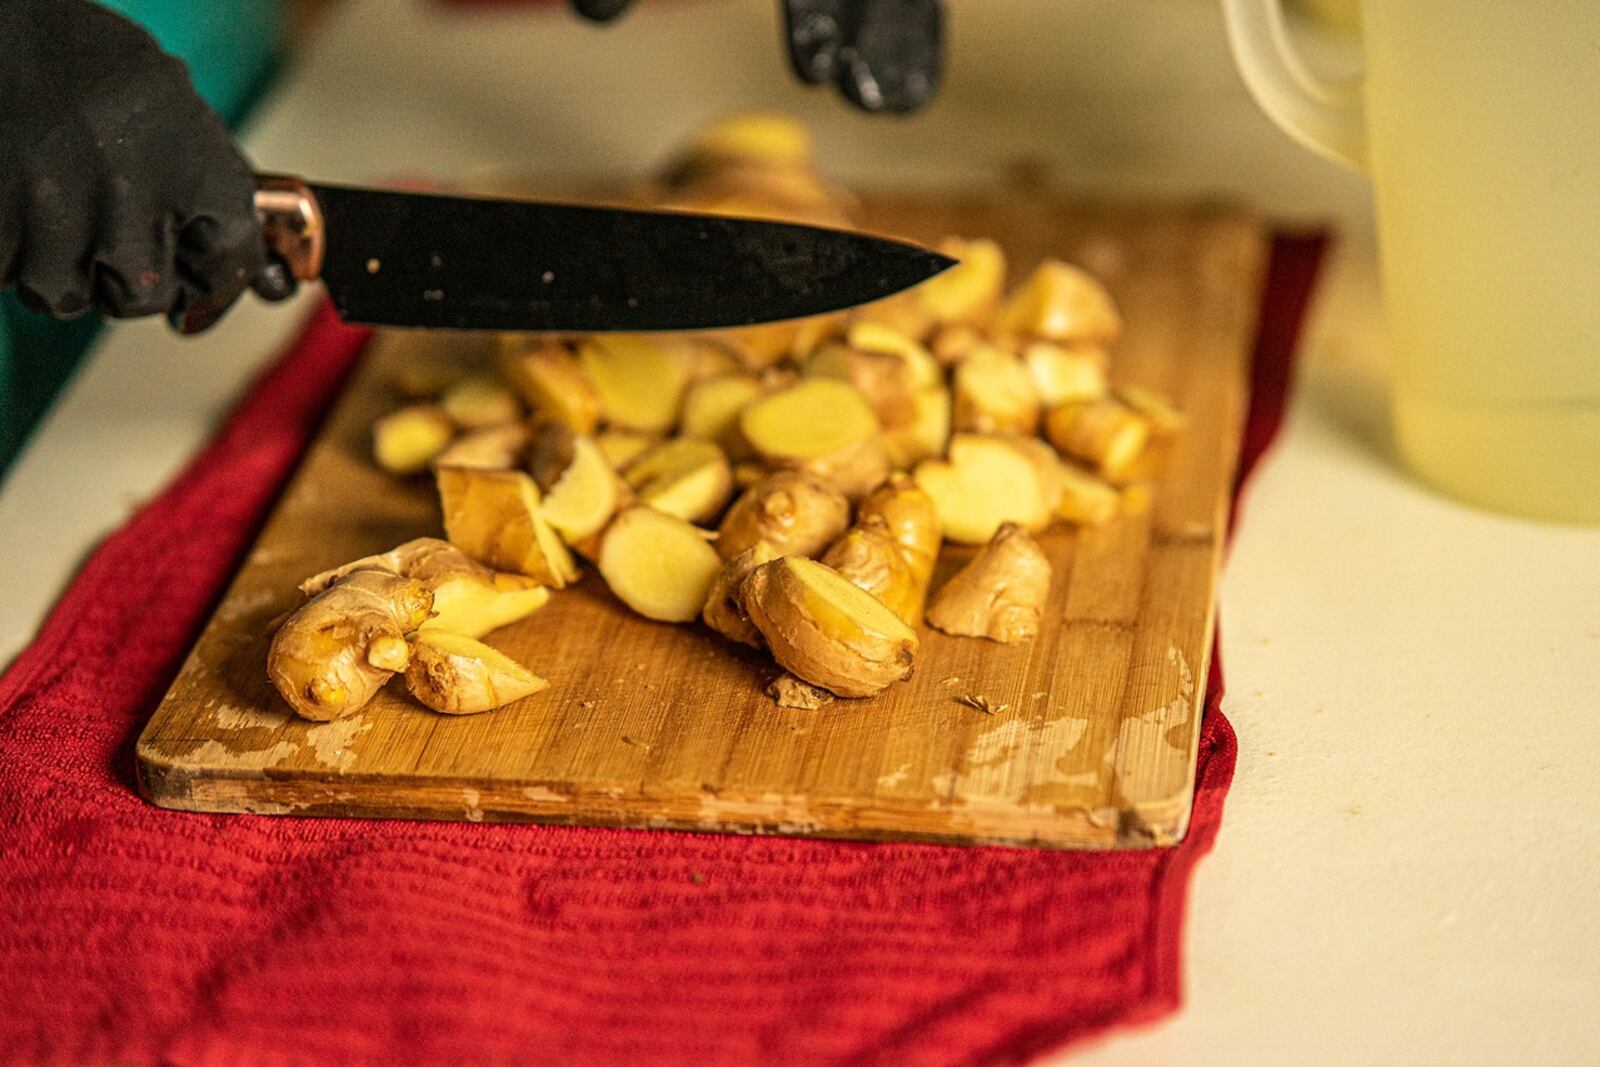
[255,177,955,332]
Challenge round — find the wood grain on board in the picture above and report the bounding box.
[137,189,1267,848]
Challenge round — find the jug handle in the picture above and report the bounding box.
[1221,0,1367,171]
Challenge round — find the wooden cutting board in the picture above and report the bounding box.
[137,189,1267,849]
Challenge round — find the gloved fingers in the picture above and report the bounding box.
[570,0,635,22]
[835,0,942,114]
[14,174,98,319]
[252,255,298,303]
[91,212,182,319]
[167,209,266,334]
[782,0,843,84]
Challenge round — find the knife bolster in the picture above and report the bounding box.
[254,174,325,281]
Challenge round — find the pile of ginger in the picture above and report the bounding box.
[267,114,1183,722]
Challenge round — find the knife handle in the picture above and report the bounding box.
[254,174,324,282]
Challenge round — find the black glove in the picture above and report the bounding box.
[0,0,293,334]
[782,0,943,113]
[571,0,943,114]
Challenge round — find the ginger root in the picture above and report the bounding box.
[926,524,1052,644]
[680,373,762,446]
[498,339,601,434]
[373,404,453,474]
[1055,462,1122,525]
[952,342,1040,435]
[577,335,689,432]
[298,537,548,639]
[529,425,626,548]
[1044,399,1151,479]
[701,540,778,647]
[742,556,918,698]
[595,428,660,471]
[739,377,880,465]
[716,470,851,561]
[993,259,1122,345]
[821,517,928,627]
[437,467,579,587]
[432,422,529,472]
[439,375,521,430]
[598,507,723,622]
[268,571,433,721]
[1115,383,1185,436]
[882,385,951,470]
[404,630,547,715]
[914,236,1006,325]
[623,437,733,525]
[1023,341,1108,406]
[857,473,941,583]
[804,343,917,429]
[913,434,1052,544]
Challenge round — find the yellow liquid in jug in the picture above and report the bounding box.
[1363,2,1600,522]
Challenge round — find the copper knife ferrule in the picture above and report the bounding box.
[254,174,324,281]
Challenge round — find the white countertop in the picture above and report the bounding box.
[3,1,1596,1061]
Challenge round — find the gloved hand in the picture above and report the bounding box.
[571,0,943,114]
[0,0,293,334]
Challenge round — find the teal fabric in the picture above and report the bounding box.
[0,0,282,473]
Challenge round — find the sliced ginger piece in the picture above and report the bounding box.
[847,289,934,342]
[993,259,1122,345]
[882,386,951,470]
[1056,462,1121,526]
[433,422,529,472]
[678,111,815,172]
[528,425,625,548]
[577,335,689,432]
[929,323,986,366]
[437,467,579,587]
[844,321,942,389]
[804,343,917,429]
[951,343,1040,435]
[913,434,1052,544]
[740,377,887,500]
[598,507,723,623]
[624,437,733,524]
[268,571,433,721]
[498,340,601,434]
[742,556,918,698]
[739,377,879,462]
[392,360,464,399]
[857,473,942,583]
[373,404,453,474]
[1115,383,1186,436]
[790,435,892,503]
[695,320,800,371]
[716,470,851,561]
[914,236,1006,325]
[926,523,1052,644]
[821,516,928,627]
[1023,341,1109,406]
[701,540,779,647]
[440,374,521,430]
[404,631,548,715]
[595,428,661,471]
[680,373,762,444]
[1045,399,1151,479]
[298,538,548,639]
[788,313,845,361]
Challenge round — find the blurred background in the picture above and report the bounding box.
[0,0,1367,474]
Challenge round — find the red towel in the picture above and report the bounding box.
[0,233,1324,1066]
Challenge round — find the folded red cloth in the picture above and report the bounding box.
[0,233,1323,1067]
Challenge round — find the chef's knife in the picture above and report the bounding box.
[253,175,955,332]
